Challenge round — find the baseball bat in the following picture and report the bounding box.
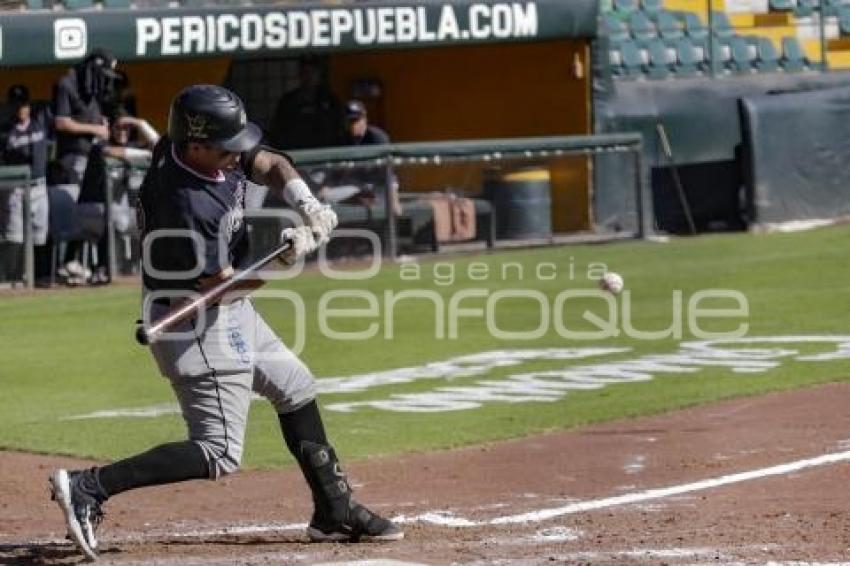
[656,122,698,236]
[135,240,293,346]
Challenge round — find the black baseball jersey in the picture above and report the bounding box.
[54,69,104,158]
[346,125,390,146]
[138,137,256,293]
[0,119,48,179]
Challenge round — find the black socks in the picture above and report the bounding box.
[97,441,209,499]
[278,400,329,458]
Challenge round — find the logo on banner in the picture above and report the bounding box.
[54,18,87,59]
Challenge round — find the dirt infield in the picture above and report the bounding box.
[3,381,850,565]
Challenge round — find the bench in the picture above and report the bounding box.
[333,196,496,254]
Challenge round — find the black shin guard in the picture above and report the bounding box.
[278,401,335,510]
[298,441,352,524]
[278,408,399,540]
[97,441,209,499]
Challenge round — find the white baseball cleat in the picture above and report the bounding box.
[49,469,103,561]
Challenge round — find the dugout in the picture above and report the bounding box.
[0,0,601,234]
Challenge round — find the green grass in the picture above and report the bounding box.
[3,226,850,467]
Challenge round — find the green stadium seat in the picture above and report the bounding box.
[795,0,819,17]
[681,12,709,42]
[710,11,735,40]
[614,0,638,14]
[641,0,663,15]
[705,39,733,74]
[63,0,94,8]
[629,11,658,41]
[647,38,675,78]
[729,37,756,73]
[769,0,795,10]
[656,11,685,41]
[780,36,809,71]
[619,40,646,78]
[823,0,844,17]
[609,46,624,76]
[103,0,132,7]
[602,13,631,44]
[839,6,850,34]
[600,0,615,13]
[755,37,780,72]
[674,37,703,76]
[26,0,43,8]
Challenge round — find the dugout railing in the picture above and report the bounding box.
[289,133,647,258]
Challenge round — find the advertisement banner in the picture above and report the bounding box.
[0,0,597,67]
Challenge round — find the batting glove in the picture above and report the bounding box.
[279,226,319,265]
[299,199,338,246]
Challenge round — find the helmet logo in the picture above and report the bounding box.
[239,109,247,127]
[185,113,209,139]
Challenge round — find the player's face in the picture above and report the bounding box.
[208,147,241,171]
[348,116,367,139]
[14,104,30,124]
[185,143,240,175]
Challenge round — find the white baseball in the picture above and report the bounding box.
[599,272,624,294]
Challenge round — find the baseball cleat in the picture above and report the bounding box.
[49,469,104,561]
[306,501,404,543]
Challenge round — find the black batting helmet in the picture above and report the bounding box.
[168,85,261,152]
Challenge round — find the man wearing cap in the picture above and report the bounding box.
[0,84,49,283]
[343,100,390,147]
[48,84,402,561]
[316,100,401,215]
[52,47,119,281]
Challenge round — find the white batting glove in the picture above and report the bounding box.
[279,226,319,265]
[299,199,338,246]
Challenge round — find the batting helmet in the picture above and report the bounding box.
[168,85,261,152]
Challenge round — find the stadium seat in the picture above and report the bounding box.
[839,6,850,34]
[641,0,663,15]
[619,40,647,78]
[629,11,658,41]
[674,37,703,76]
[680,12,709,42]
[780,36,809,71]
[656,10,685,41]
[823,0,844,17]
[795,0,818,17]
[103,0,131,7]
[769,0,796,10]
[710,11,735,40]
[755,37,780,72]
[609,47,624,76]
[614,0,638,14]
[704,39,733,74]
[647,38,675,78]
[62,0,94,8]
[600,0,615,13]
[729,37,756,73]
[602,13,631,44]
[25,0,43,8]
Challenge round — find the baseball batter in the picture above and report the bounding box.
[48,85,402,560]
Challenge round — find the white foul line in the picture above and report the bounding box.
[489,449,850,525]
[15,449,850,548]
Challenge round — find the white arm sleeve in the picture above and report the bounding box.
[282,178,316,209]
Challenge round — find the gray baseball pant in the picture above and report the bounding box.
[148,297,316,479]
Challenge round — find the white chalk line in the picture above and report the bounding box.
[489,448,850,524]
[6,448,850,552]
